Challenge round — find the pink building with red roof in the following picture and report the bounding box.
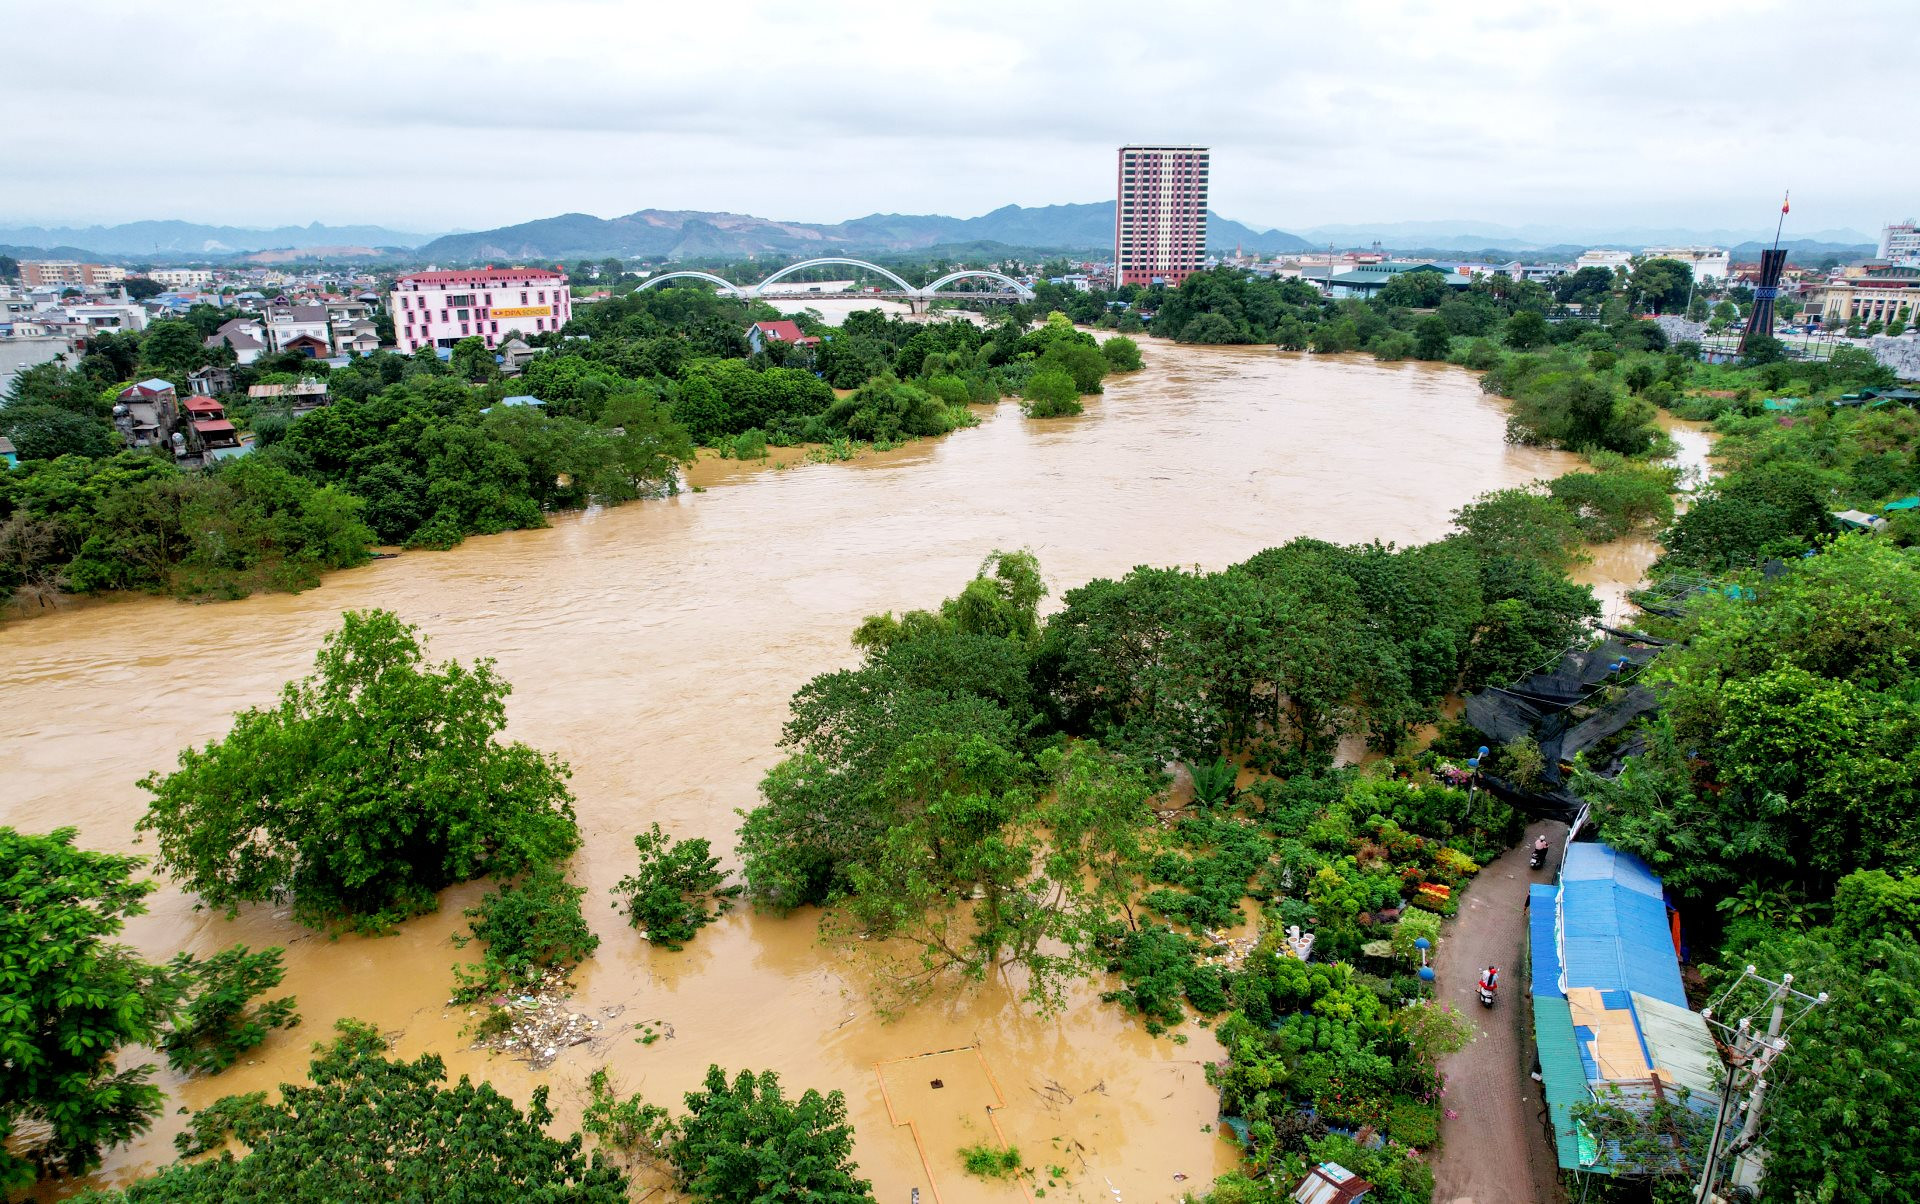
[390,266,571,353]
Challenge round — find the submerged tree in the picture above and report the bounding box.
[139,609,582,931]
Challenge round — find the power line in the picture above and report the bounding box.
[1693,965,1827,1202]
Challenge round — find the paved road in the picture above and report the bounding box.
[1429,820,1565,1204]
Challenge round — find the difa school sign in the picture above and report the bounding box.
[488,306,552,319]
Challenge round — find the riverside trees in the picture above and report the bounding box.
[739,527,1597,1011]
[0,831,301,1192]
[75,1021,631,1204]
[0,829,175,1191]
[138,609,581,930]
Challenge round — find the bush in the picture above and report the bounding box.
[1100,335,1143,372]
[611,823,739,950]
[960,1143,1022,1178]
[1022,369,1083,418]
[453,864,599,1000]
[1385,1099,1440,1149]
[160,945,300,1075]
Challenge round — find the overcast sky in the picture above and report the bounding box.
[3,0,1909,238]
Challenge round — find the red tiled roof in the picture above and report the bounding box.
[752,320,807,342]
[399,267,567,285]
[184,398,223,413]
[193,419,237,433]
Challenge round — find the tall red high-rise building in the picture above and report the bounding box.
[1114,145,1210,288]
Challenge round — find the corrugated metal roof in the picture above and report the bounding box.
[1532,996,1589,1171]
[1560,844,1686,1008]
[1631,991,1722,1101]
[1530,884,1563,999]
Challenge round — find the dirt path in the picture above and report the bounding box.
[1428,819,1565,1204]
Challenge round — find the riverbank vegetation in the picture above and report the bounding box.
[734,496,1605,1198]
[0,287,1142,612]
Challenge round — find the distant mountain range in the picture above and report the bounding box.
[0,219,434,256]
[1293,219,1878,254]
[412,203,1313,262]
[0,210,1883,265]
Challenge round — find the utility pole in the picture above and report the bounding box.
[1692,965,1827,1203]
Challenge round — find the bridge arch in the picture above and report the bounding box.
[636,271,747,297]
[753,257,919,297]
[921,269,1035,299]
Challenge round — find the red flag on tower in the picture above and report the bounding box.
[1782,192,1791,214]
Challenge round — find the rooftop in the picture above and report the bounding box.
[399,267,566,285]
[1531,843,1720,1176]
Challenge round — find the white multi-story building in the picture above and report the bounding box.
[147,268,214,289]
[1641,246,1731,282]
[390,266,570,353]
[1574,249,1634,273]
[1881,220,1920,266]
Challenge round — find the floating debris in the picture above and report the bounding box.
[467,970,601,1069]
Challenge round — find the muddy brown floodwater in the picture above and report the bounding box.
[0,340,1698,1203]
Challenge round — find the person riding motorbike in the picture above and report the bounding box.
[1531,833,1551,867]
[1478,966,1499,1001]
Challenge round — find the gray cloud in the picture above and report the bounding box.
[1,0,1910,237]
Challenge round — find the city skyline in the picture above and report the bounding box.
[3,0,1913,236]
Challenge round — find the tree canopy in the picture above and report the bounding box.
[0,828,175,1192]
[138,609,581,929]
[77,1020,629,1203]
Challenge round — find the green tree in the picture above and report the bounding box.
[0,405,119,460]
[450,335,498,383]
[158,946,300,1076]
[0,828,176,1191]
[1628,257,1694,314]
[138,610,581,930]
[1380,269,1450,309]
[665,1066,873,1204]
[1021,368,1082,418]
[1412,315,1452,360]
[83,1020,629,1202]
[138,320,210,382]
[611,824,739,950]
[1504,309,1549,349]
[1100,335,1143,372]
[1451,487,1585,573]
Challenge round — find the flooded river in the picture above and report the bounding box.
[1,341,1688,1201]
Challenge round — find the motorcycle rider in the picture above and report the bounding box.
[1479,965,1499,994]
[1532,833,1551,863]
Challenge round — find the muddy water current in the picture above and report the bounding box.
[0,341,1700,1201]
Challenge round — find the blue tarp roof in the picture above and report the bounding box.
[1530,883,1563,1000]
[1559,843,1686,1009]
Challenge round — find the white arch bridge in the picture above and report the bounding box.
[636,257,1034,313]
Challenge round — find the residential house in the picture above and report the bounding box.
[497,336,538,372]
[334,319,379,356]
[264,304,333,353]
[0,436,16,469]
[1530,842,1721,1177]
[1325,261,1471,300]
[183,396,240,453]
[744,319,820,354]
[479,394,546,415]
[114,379,180,449]
[205,317,267,365]
[248,380,330,413]
[187,365,234,397]
[281,333,331,359]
